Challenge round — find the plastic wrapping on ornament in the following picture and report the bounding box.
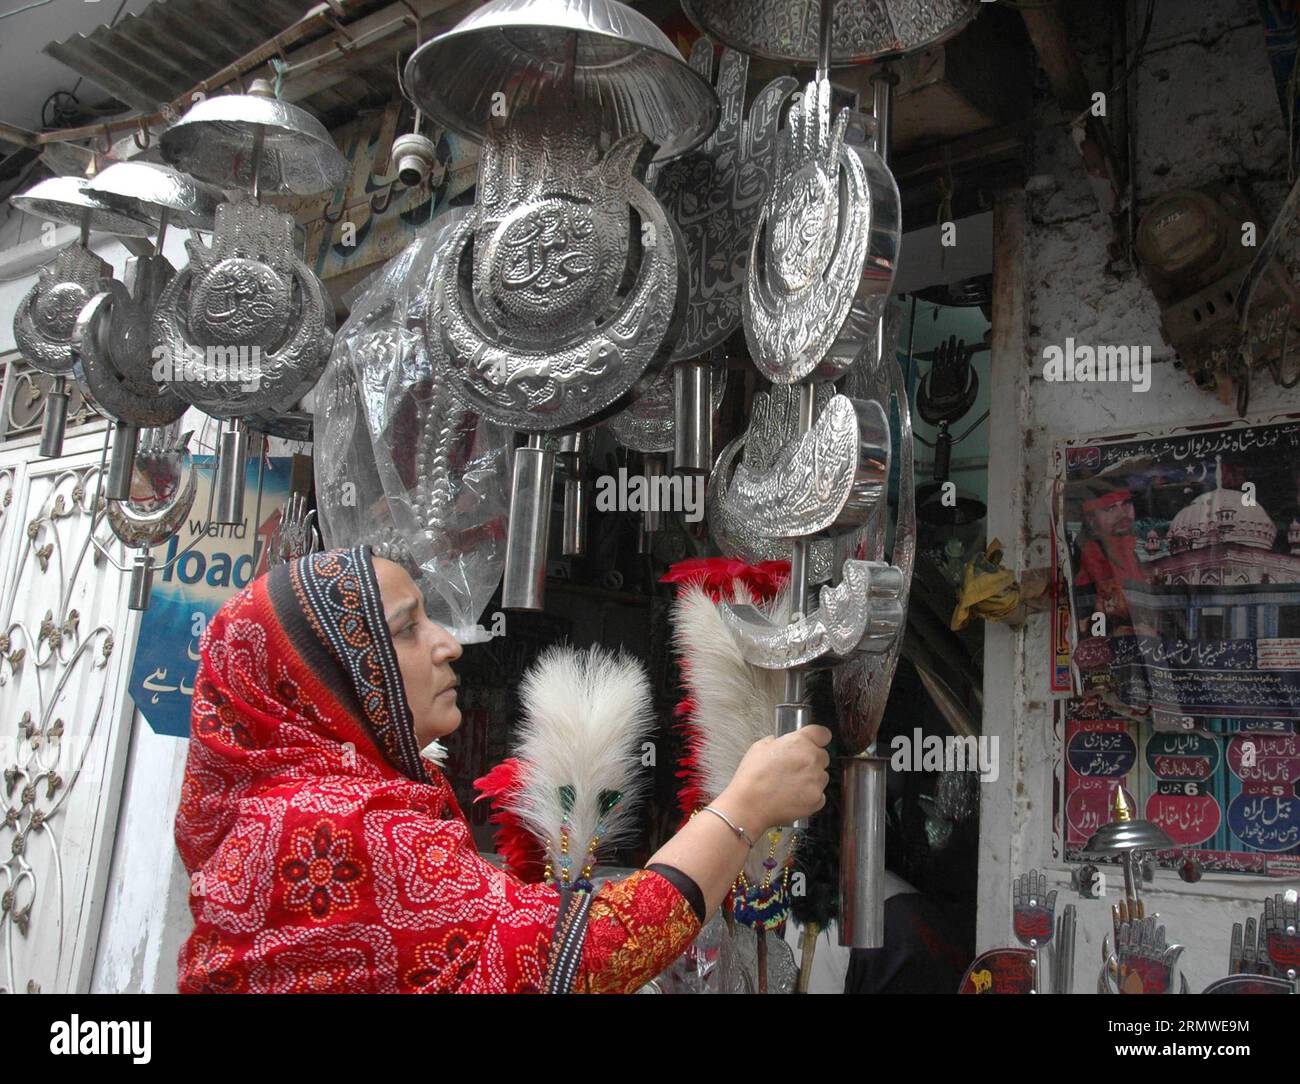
[315,209,512,642]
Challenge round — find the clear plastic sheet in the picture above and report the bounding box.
[315,208,513,641]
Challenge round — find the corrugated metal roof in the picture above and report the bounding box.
[41,0,408,128]
[44,0,324,112]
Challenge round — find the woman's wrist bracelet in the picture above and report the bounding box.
[701,804,755,848]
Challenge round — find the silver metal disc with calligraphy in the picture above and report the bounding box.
[151,201,334,419]
[651,40,797,361]
[606,351,728,453]
[744,80,900,385]
[14,245,113,376]
[431,103,685,432]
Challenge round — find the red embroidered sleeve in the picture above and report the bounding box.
[572,869,702,994]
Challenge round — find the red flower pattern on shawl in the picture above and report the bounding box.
[174,547,699,993]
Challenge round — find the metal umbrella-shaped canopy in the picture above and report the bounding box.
[403,0,720,161]
[11,175,154,237]
[86,161,224,233]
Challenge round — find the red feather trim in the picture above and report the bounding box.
[663,557,787,828]
[472,758,547,883]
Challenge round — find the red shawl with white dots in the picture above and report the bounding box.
[173,547,697,993]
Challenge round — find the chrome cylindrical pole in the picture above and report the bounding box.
[213,418,249,526]
[106,422,140,501]
[128,549,155,611]
[559,431,587,557]
[39,377,70,459]
[673,358,712,474]
[642,455,664,534]
[839,755,888,949]
[503,434,554,611]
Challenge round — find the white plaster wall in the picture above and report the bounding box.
[978,0,1300,993]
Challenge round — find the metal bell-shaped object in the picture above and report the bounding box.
[682,0,981,66]
[10,175,154,237]
[1083,785,1173,857]
[86,161,224,233]
[160,79,347,195]
[403,0,719,161]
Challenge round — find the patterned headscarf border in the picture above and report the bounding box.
[270,545,429,783]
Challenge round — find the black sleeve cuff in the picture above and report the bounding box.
[645,863,707,924]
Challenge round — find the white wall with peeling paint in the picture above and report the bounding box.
[979,0,1300,993]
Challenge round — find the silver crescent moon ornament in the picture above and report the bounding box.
[744,80,900,384]
[73,266,189,428]
[432,104,686,432]
[106,431,199,549]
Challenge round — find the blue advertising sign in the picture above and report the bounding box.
[128,454,295,737]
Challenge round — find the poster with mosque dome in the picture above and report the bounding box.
[1053,413,1300,875]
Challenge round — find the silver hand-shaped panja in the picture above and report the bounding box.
[405,0,718,611]
[1011,869,1056,993]
[268,492,319,566]
[103,425,199,611]
[73,162,223,502]
[744,79,899,383]
[10,176,154,457]
[645,42,795,472]
[1101,913,1186,995]
[1263,889,1300,983]
[154,80,346,526]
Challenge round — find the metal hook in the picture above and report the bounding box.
[321,198,347,226]
[100,125,113,154]
[132,119,151,150]
[370,180,397,214]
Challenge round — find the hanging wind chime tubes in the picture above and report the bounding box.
[153,79,346,526]
[402,0,719,611]
[10,176,155,458]
[682,0,912,951]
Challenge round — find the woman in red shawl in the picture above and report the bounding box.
[174,546,829,993]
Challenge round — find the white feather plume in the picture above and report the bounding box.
[672,579,798,883]
[511,645,655,881]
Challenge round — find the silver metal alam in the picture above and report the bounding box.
[652,42,796,360]
[839,756,888,949]
[1083,815,1174,857]
[10,175,154,237]
[86,161,224,233]
[706,384,837,583]
[402,0,720,163]
[606,350,727,456]
[159,82,347,195]
[723,394,890,539]
[14,244,113,376]
[682,0,980,66]
[430,103,685,432]
[151,201,335,420]
[107,434,199,550]
[719,560,904,670]
[744,80,900,384]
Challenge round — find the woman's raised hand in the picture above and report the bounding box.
[718,726,832,834]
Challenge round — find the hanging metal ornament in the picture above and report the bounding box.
[706,384,834,582]
[74,162,223,501]
[648,41,795,472]
[607,350,728,453]
[682,0,980,67]
[104,426,200,611]
[10,175,154,458]
[405,0,718,611]
[155,79,346,526]
[744,78,900,384]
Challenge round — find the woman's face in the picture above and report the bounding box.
[372,557,464,749]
